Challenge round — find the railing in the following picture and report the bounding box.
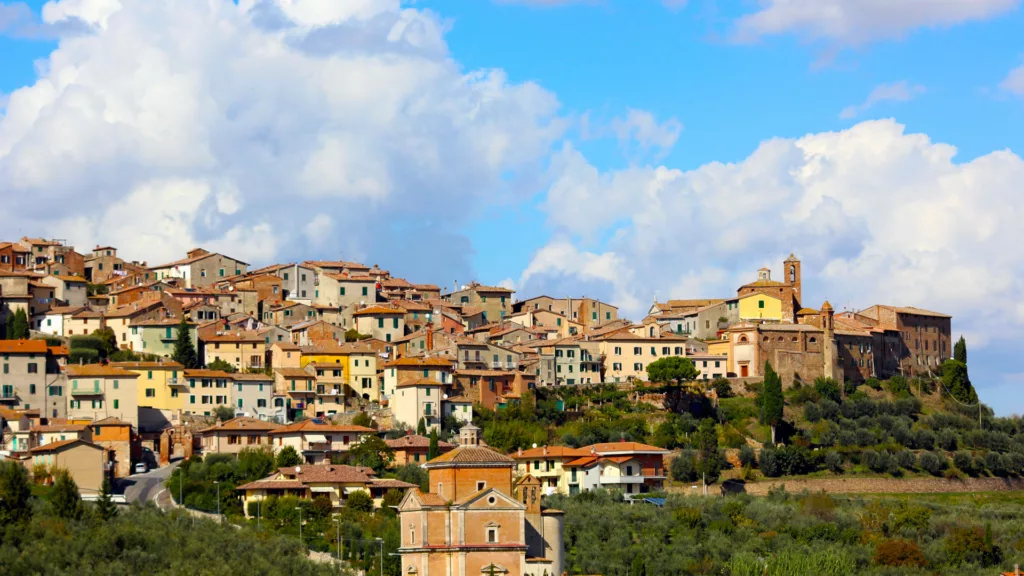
[491,362,501,369]
[71,385,103,395]
[505,362,516,369]
[0,392,18,401]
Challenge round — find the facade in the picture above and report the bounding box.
[248,263,317,303]
[89,416,137,479]
[268,420,377,464]
[231,373,276,418]
[563,442,669,495]
[738,292,783,322]
[197,416,281,454]
[133,318,199,357]
[597,332,707,383]
[398,425,564,576]
[66,365,141,427]
[513,446,590,495]
[513,296,619,329]
[353,305,406,343]
[183,369,234,416]
[111,361,186,431]
[237,464,416,517]
[688,354,728,380]
[381,357,454,399]
[40,275,88,307]
[313,273,377,310]
[736,254,802,322]
[202,331,265,371]
[274,367,317,420]
[149,248,249,288]
[0,339,69,419]
[392,377,444,432]
[28,439,109,494]
[442,281,515,324]
[385,433,455,466]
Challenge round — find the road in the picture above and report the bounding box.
[120,461,177,509]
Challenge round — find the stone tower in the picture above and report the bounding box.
[821,300,835,381]
[785,253,802,306]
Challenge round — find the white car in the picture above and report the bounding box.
[134,463,148,474]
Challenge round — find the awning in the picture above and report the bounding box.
[310,487,335,493]
[343,487,367,495]
[305,434,328,443]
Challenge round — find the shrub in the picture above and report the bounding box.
[887,376,911,397]
[855,428,876,447]
[670,450,698,482]
[918,451,947,476]
[891,423,913,447]
[865,377,881,390]
[953,451,977,476]
[894,397,922,418]
[837,430,857,447]
[824,451,843,473]
[873,539,927,567]
[345,490,373,513]
[937,429,958,451]
[759,447,781,477]
[984,451,1007,476]
[787,385,819,406]
[861,450,879,471]
[814,377,842,404]
[818,399,841,421]
[712,378,733,399]
[893,505,931,533]
[912,429,935,451]
[945,525,1002,567]
[774,445,815,476]
[738,445,756,468]
[803,403,822,423]
[896,449,916,471]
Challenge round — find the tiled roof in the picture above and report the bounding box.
[411,489,448,506]
[132,317,197,327]
[90,416,132,427]
[513,446,589,459]
[66,365,140,378]
[352,305,406,316]
[104,300,165,318]
[45,305,88,316]
[455,370,515,377]
[202,331,263,342]
[586,441,667,453]
[740,279,789,288]
[110,361,184,370]
[151,251,248,269]
[0,340,49,354]
[236,480,306,491]
[48,345,69,356]
[385,434,454,450]
[275,368,314,379]
[29,439,100,453]
[879,305,951,319]
[198,417,282,433]
[279,464,375,483]
[32,423,87,433]
[323,272,375,282]
[268,420,376,435]
[396,377,443,388]
[231,373,273,382]
[369,478,418,489]
[184,369,236,378]
[382,357,453,368]
[425,446,515,466]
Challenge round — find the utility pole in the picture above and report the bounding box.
[295,507,303,543]
[376,537,383,576]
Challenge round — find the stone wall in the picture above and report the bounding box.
[667,476,1024,496]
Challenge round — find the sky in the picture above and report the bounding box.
[1,0,1023,413]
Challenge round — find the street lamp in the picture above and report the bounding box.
[375,537,383,576]
[333,516,343,567]
[256,496,261,531]
[213,481,220,518]
[295,506,303,543]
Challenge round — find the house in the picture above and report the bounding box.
[303,362,347,417]
[452,370,519,410]
[111,360,186,432]
[397,425,564,576]
[183,369,234,416]
[0,272,34,324]
[149,248,249,289]
[237,464,416,517]
[512,296,619,330]
[262,300,317,328]
[441,281,515,324]
[248,263,317,303]
[353,305,406,343]
[380,356,454,399]
[268,419,377,464]
[104,299,175,350]
[65,365,141,427]
[596,331,707,383]
[563,442,669,495]
[83,245,145,284]
[131,317,198,357]
[31,422,92,446]
[0,339,69,419]
[513,446,590,495]
[40,275,88,307]
[65,309,105,336]
[0,242,31,272]
[88,416,138,479]
[288,319,343,347]
[273,367,317,420]
[28,439,109,494]
[391,377,444,432]
[313,272,377,310]
[736,254,803,323]
[854,304,952,378]
[504,308,583,338]
[231,373,276,419]
[385,433,454,466]
[688,354,728,380]
[738,292,784,322]
[38,305,87,336]
[201,330,265,371]
[197,416,281,454]
[1,408,36,452]
[658,298,739,339]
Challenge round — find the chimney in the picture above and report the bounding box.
[542,446,548,456]
[518,447,523,456]
[426,329,434,351]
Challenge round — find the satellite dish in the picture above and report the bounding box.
[443,394,448,400]
[532,443,537,449]
[295,467,301,473]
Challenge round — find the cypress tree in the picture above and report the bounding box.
[428,428,440,460]
[762,361,784,444]
[171,317,198,369]
[417,417,427,436]
[954,336,967,364]
[11,309,29,339]
[96,476,118,521]
[51,469,83,520]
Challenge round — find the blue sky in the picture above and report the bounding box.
[1,0,1023,412]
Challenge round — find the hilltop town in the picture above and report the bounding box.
[0,237,960,575]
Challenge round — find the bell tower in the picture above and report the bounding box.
[784,253,802,306]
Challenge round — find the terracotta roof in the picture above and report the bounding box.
[0,340,49,354]
[275,368,314,379]
[29,438,101,453]
[878,305,951,319]
[90,416,132,427]
[104,300,166,318]
[385,434,454,450]
[269,420,376,435]
[323,272,375,282]
[45,305,87,316]
[110,361,184,370]
[740,279,789,288]
[513,446,589,459]
[151,251,248,269]
[413,284,440,291]
[279,464,375,483]
[237,480,306,491]
[796,308,819,315]
[455,369,515,377]
[66,365,140,378]
[410,488,448,506]
[184,369,235,379]
[231,373,273,382]
[202,331,263,343]
[564,456,599,467]
[198,417,282,433]
[383,357,453,368]
[396,377,443,388]
[586,441,667,453]
[32,423,87,433]
[272,342,302,351]
[48,345,69,356]
[460,306,485,317]
[424,446,514,466]
[352,305,406,316]
[369,478,418,489]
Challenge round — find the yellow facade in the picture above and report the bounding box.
[300,352,347,370]
[112,362,187,412]
[348,352,379,402]
[738,293,783,322]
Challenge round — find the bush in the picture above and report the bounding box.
[953,451,976,475]
[855,428,876,447]
[803,403,822,423]
[787,386,819,406]
[896,449,916,470]
[891,423,913,447]
[345,490,373,513]
[865,377,881,390]
[918,451,947,476]
[837,430,857,447]
[912,429,935,451]
[887,376,911,397]
[814,377,842,404]
[711,378,733,399]
[984,451,1007,476]
[738,445,756,468]
[937,429,958,451]
[945,525,1002,567]
[873,539,926,567]
[759,447,780,477]
[824,451,843,473]
[861,450,879,471]
[670,450,698,482]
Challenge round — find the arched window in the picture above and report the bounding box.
[777,337,784,342]
[789,265,796,283]
[763,336,769,343]
[738,335,748,343]
[809,337,817,344]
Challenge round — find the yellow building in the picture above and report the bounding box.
[111,360,187,413]
[346,342,379,403]
[738,293,783,322]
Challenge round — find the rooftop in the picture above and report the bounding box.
[424,445,515,467]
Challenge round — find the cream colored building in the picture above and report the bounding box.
[202,331,265,371]
[29,439,108,495]
[65,365,141,427]
[268,420,377,464]
[597,332,707,383]
[512,446,589,495]
[353,305,406,343]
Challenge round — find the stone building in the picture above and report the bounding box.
[736,254,802,322]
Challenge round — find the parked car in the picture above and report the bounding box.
[134,462,148,474]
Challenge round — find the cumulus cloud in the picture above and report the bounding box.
[839,81,926,119]
[492,0,599,6]
[610,108,683,157]
[521,119,1024,358]
[1001,64,1024,96]
[0,0,565,276]
[732,0,1020,46]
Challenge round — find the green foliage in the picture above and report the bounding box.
[917,451,947,476]
[346,435,394,475]
[416,417,426,435]
[711,377,733,399]
[352,412,373,428]
[4,313,13,339]
[761,361,784,442]
[345,490,373,513]
[886,375,910,397]
[213,405,235,421]
[91,327,118,357]
[738,445,756,468]
[646,356,699,384]
[95,476,118,521]
[236,447,276,481]
[344,328,370,342]
[171,316,199,368]
[50,469,83,520]
[0,460,32,524]
[207,358,238,373]
[427,428,440,460]
[953,335,967,364]
[670,450,697,482]
[69,348,100,364]
[7,309,30,339]
[389,464,428,492]
[945,524,1002,567]
[649,413,698,449]
[864,377,881,390]
[695,418,721,482]
[941,359,977,405]
[275,446,302,469]
[813,377,841,404]
[872,539,926,567]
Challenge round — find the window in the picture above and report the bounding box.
[477,481,486,491]
[219,268,225,277]
[27,363,38,374]
[613,362,622,371]
[145,388,156,398]
[758,300,765,309]
[113,399,119,409]
[633,363,642,371]
[614,346,621,355]
[486,527,498,543]
[633,347,641,355]
[29,384,36,394]
[378,318,384,328]
[361,286,368,296]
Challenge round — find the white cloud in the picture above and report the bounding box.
[610,108,683,156]
[1001,64,1024,96]
[732,0,1020,46]
[0,0,565,277]
[492,0,599,6]
[521,119,1024,358]
[839,81,926,119]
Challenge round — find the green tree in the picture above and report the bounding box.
[941,359,977,404]
[348,435,394,475]
[345,490,373,513]
[352,411,373,428]
[630,554,646,576]
[96,476,118,521]
[213,405,235,421]
[171,316,199,368]
[91,326,118,357]
[51,469,83,520]
[695,418,721,483]
[11,308,30,340]
[427,428,440,460]
[0,460,32,523]
[344,328,370,342]
[392,463,429,492]
[646,356,699,385]
[207,358,238,373]
[237,447,276,482]
[275,446,302,468]
[953,336,967,364]
[814,376,841,403]
[4,312,14,339]
[417,417,427,435]
[762,361,784,444]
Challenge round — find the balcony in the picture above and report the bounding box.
[287,388,315,396]
[71,385,103,395]
[168,378,188,387]
[505,362,516,369]
[491,362,501,369]
[0,392,18,403]
[317,388,341,396]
